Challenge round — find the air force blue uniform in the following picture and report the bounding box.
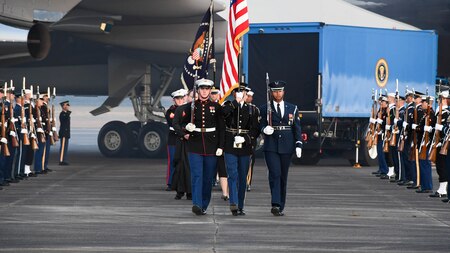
[259,92,302,213]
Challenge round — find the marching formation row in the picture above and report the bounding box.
[366,85,450,202]
[0,82,71,189]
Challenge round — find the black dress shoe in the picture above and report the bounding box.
[59,162,69,166]
[192,205,203,215]
[375,173,384,177]
[230,204,238,216]
[405,181,414,187]
[186,193,192,200]
[380,174,389,179]
[238,209,246,216]
[271,206,283,216]
[441,199,449,203]
[28,173,37,177]
[407,185,420,189]
[429,192,447,198]
[221,195,229,201]
[174,193,183,200]
[7,179,20,183]
[45,168,53,172]
[246,185,251,192]
[0,182,10,187]
[371,171,381,175]
[416,189,433,193]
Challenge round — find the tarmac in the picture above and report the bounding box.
[1,150,450,253]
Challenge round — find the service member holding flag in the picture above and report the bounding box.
[259,80,302,216]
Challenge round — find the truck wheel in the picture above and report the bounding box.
[98,121,129,157]
[292,151,320,165]
[126,121,142,157]
[138,122,168,158]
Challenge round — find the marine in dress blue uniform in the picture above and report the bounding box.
[222,83,260,216]
[33,95,46,174]
[172,79,225,215]
[4,88,20,184]
[164,89,187,191]
[259,81,302,216]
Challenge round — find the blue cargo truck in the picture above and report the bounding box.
[242,22,438,165]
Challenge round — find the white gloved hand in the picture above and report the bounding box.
[369,118,376,124]
[394,118,398,125]
[402,122,408,129]
[424,125,433,133]
[412,124,418,130]
[376,118,383,124]
[234,136,245,144]
[185,123,196,132]
[435,123,443,131]
[296,147,302,158]
[385,125,391,131]
[263,126,274,135]
[1,137,7,144]
[216,148,223,156]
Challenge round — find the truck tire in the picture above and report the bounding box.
[292,151,320,165]
[138,122,168,158]
[98,121,129,157]
[126,121,143,157]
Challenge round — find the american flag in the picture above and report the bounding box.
[220,0,249,100]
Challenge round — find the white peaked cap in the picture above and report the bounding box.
[171,89,187,98]
[247,91,254,96]
[387,92,396,97]
[194,78,214,87]
[24,89,32,95]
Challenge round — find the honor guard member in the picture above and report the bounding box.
[399,90,416,186]
[4,87,20,184]
[245,88,260,191]
[165,89,187,191]
[375,95,389,178]
[0,88,6,188]
[415,94,435,193]
[222,83,259,216]
[210,87,220,103]
[392,95,406,183]
[381,93,396,180]
[13,92,26,180]
[172,78,225,215]
[59,100,71,165]
[406,91,424,189]
[259,80,302,216]
[430,88,449,198]
[33,94,46,174]
[42,93,52,173]
[23,89,36,177]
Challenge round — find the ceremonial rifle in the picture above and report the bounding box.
[8,82,19,148]
[1,83,10,156]
[383,89,392,153]
[390,81,399,146]
[51,87,59,142]
[409,90,418,161]
[419,89,431,160]
[46,87,55,145]
[366,89,376,148]
[20,88,30,146]
[266,73,272,126]
[429,86,442,162]
[28,85,39,150]
[373,90,383,146]
[398,86,409,152]
[35,86,46,144]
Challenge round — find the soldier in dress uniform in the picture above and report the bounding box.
[172,78,225,215]
[33,94,46,174]
[392,95,406,183]
[375,95,389,178]
[165,89,187,191]
[415,94,435,193]
[42,93,52,173]
[4,87,20,184]
[245,88,260,192]
[430,88,449,198]
[398,90,416,186]
[23,89,36,177]
[259,80,302,216]
[222,83,259,216]
[406,91,424,189]
[59,100,71,165]
[0,88,6,188]
[380,93,395,180]
[13,92,26,180]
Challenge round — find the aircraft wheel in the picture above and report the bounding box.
[98,121,129,157]
[138,122,168,158]
[126,121,143,157]
[357,123,378,167]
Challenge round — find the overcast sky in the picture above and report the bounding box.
[0,24,28,41]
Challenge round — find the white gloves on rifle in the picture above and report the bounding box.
[296,147,302,158]
[394,118,399,125]
[369,118,376,124]
[435,123,443,131]
[412,123,418,130]
[376,118,383,124]
[216,148,223,156]
[185,123,196,132]
[424,125,433,133]
[234,136,245,144]
[402,122,408,129]
[263,126,274,135]
[385,125,391,131]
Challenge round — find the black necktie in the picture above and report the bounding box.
[277,103,282,119]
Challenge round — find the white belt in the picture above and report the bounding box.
[194,127,216,133]
[169,127,175,131]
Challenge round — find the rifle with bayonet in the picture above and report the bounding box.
[35,86,46,144]
[383,89,392,153]
[366,89,377,148]
[409,90,418,161]
[429,86,442,162]
[390,81,400,146]
[398,87,410,152]
[51,87,59,142]
[7,83,19,148]
[28,85,39,150]
[266,72,272,126]
[1,83,10,156]
[418,89,431,160]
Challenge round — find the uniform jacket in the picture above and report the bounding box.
[259,101,302,154]
[165,105,179,146]
[59,110,71,138]
[222,100,260,156]
[417,106,436,146]
[172,100,224,155]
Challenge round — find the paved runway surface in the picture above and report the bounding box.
[1,152,449,253]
